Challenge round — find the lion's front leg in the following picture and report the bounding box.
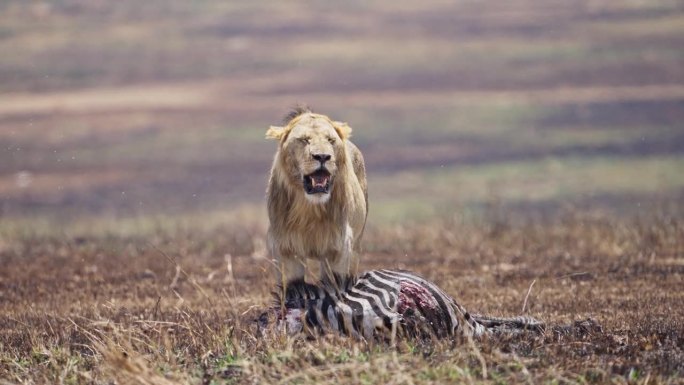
[276,252,306,287]
[320,223,356,283]
[321,254,349,284]
[269,233,306,286]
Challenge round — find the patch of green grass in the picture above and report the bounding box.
[584,13,684,39]
[351,104,546,144]
[369,198,442,224]
[353,104,677,153]
[0,203,267,241]
[535,126,647,148]
[66,125,264,166]
[370,155,684,223]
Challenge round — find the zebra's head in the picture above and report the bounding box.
[257,306,306,336]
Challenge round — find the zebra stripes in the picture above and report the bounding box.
[268,269,544,341]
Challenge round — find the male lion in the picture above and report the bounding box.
[265,106,368,286]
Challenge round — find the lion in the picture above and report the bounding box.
[265,106,368,286]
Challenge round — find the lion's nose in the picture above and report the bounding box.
[312,153,331,163]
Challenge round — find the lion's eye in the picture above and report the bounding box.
[327,137,336,144]
[299,137,310,145]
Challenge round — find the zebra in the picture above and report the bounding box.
[259,269,544,341]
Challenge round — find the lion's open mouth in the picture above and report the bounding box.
[303,169,332,194]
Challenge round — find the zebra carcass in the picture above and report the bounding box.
[259,269,544,341]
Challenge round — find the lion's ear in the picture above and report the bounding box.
[333,121,352,140]
[265,126,286,140]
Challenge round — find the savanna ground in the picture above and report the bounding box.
[1,1,683,383]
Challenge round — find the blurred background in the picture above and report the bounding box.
[1,0,683,235]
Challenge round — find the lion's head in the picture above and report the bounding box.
[266,106,352,204]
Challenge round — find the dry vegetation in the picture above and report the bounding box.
[1,0,683,383]
[1,211,683,384]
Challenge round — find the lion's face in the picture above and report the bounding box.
[268,113,350,204]
[284,117,341,202]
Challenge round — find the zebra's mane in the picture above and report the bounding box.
[272,274,358,308]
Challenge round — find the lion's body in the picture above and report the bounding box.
[266,107,367,284]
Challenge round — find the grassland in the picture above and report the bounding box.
[1,214,683,384]
[0,0,683,383]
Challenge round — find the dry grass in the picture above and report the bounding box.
[1,210,682,384]
[1,1,683,383]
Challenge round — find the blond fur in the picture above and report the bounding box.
[266,109,367,284]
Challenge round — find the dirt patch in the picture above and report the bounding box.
[1,214,682,383]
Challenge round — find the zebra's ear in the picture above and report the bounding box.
[266,125,286,140]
